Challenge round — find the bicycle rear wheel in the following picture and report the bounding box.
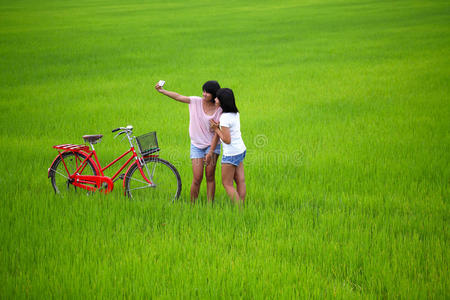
[124,157,181,202]
[49,152,97,194]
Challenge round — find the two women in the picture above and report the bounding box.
[155,82,246,203]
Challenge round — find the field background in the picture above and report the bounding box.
[0,0,449,297]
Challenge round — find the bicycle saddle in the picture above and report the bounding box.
[83,134,103,144]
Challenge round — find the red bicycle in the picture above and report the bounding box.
[48,125,182,201]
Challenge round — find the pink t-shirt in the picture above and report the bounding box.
[189,96,222,148]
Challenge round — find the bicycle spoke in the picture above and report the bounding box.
[127,185,155,192]
[50,168,70,180]
[125,158,181,201]
[128,175,150,185]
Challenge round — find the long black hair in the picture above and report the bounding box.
[202,80,221,103]
[216,88,239,113]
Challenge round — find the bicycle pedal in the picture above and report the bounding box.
[113,174,125,182]
[119,174,125,180]
[114,174,125,182]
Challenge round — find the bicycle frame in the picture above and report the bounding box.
[52,143,158,194]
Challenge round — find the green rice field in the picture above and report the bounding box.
[0,0,449,297]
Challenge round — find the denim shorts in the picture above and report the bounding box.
[221,150,246,166]
[190,143,221,159]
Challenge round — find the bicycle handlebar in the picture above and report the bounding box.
[112,125,133,133]
[114,131,126,138]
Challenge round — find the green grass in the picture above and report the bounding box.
[1,0,449,297]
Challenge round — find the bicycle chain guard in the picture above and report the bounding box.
[71,175,114,194]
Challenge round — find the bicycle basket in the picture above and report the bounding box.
[136,131,159,155]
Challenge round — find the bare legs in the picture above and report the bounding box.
[221,162,246,204]
[205,155,219,201]
[190,154,219,203]
[190,159,203,202]
[190,156,246,205]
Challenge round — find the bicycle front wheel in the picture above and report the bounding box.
[124,157,181,202]
[49,151,97,194]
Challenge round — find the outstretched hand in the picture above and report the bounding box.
[154,83,164,93]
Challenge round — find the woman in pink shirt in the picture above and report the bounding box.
[155,81,222,203]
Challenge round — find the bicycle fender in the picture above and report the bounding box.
[48,155,60,178]
[122,161,138,191]
[122,158,155,191]
[48,151,72,178]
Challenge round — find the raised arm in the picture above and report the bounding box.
[155,83,191,104]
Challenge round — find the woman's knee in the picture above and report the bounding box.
[223,184,235,194]
[191,159,204,185]
[236,178,245,187]
[205,170,216,182]
[205,175,215,183]
[221,177,233,188]
[192,174,203,185]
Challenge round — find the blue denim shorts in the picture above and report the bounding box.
[221,150,246,166]
[190,143,221,159]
